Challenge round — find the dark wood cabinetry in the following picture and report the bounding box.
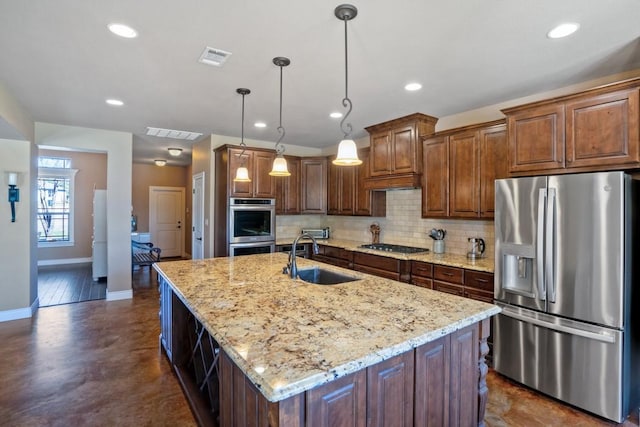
[328,148,386,216]
[307,370,367,426]
[422,121,506,219]
[364,113,438,190]
[353,251,411,282]
[225,146,276,198]
[367,352,414,427]
[312,244,354,269]
[300,157,327,214]
[504,80,640,175]
[275,156,300,215]
[410,261,434,289]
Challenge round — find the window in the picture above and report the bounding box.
[37,157,78,247]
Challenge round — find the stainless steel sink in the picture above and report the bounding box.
[297,267,359,285]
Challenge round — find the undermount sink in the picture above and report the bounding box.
[297,267,360,285]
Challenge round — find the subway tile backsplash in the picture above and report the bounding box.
[276,189,494,257]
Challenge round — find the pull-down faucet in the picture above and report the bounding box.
[284,232,319,278]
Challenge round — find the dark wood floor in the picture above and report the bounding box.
[1,265,637,426]
[38,263,106,307]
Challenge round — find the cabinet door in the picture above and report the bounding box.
[328,159,356,215]
[433,281,465,297]
[300,158,327,214]
[370,131,392,176]
[566,88,640,168]
[275,156,300,214]
[422,136,449,218]
[306,370,366,427]
[391,124,418,174]
[415,335,450,427]
[507,103,565,173]
[479,125,507,218]
[229,148,254,197]
[367,352,414,427]
[253,151,276,198]
[449,131,479,218]
[327,159,341,215]
[355,148,386,216]
[449,325,479,427]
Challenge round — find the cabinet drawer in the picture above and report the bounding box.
[411,261,433,278]
[320,245,353,262]
[354,252,400,273]
[464,270,494,292]
[464,288,494,304]
[433,265,464,285]
[433,281,464,296]
[411,277,432,289]
[312,254,351,269]
[354,264,400,281]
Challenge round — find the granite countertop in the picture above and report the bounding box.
[154,253,500,403]
[276,237,495,273]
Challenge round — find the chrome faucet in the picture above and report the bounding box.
[284,232,319,278]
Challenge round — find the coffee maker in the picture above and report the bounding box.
[467,237,485,259]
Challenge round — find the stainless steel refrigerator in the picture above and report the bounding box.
[494,171,640,423]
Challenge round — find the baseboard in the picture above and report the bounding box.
[0,297,39,323]
[38,257,92,267]
[106,289,133,301]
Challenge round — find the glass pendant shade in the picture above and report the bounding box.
[333,139,362,166]
[269,155,290,176]
[234,166,251,182]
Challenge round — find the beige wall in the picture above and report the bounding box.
[37,149,107,261]
[192,136,214,258]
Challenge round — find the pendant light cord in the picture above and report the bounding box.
[239,91,248,164]
[275,63,286,155]
[340,16,353,139]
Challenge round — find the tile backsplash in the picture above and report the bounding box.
[276,189,494,257]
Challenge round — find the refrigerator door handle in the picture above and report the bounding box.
[537,188,547,301]
[500,305,616,344]
[546,188,557,303]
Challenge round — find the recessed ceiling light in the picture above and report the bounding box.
[105,99,124,106]
[404,83,422,91]
[154,159,167,167]
[168,148,182,156]
[254,122,267,128]
[108,23,138,39]
[547,22,580,39]
[330,112,343,119]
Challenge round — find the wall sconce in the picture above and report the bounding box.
[7,172,19,223]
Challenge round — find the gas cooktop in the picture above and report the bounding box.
[359,243,429,254]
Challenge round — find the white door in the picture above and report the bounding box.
[192,172,205,260]
[149,186,185,258]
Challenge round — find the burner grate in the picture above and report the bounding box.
[359,243,429,254]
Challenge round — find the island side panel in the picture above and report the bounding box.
[477,318,491,427]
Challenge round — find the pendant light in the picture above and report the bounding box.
[333,4,362,166]
[233,88,252,182]
[269,57,291,177]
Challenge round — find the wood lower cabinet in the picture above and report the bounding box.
[422,121,506,219]
[353,251,411,282]
[312,245,354,269]
[504,80,640,175]
[367,351,414,427]
[410,261,433,289]
[300,157,327,214]
[307,370,367,427]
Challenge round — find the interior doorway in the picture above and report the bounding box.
[192,172,205,260]
[149,186,185,258]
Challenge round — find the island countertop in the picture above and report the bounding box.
[154,253,500,403]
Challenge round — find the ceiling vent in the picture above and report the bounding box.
[146,127,202,140]
[198,46,232,67]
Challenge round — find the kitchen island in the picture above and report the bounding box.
[154,253,500,426]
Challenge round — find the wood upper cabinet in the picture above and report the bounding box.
[423,121,506,219]
[328,148,386,217]
[227,147,276,198]
[365,113,438,190]
[275,156,300,215]
[300,157,327,214]
[504,80,640,175]
[422,135,449,218]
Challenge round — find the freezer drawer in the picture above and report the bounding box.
[494,304,624,422]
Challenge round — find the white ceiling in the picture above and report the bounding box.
[1,0,639,166]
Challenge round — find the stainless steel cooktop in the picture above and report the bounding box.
[359,243,429,254]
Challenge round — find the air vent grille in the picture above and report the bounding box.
[146,127,202,140]
[198,46,232,67]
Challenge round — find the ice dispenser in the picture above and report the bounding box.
[500,243,536,297]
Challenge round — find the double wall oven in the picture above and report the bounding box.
[228,198,275,256]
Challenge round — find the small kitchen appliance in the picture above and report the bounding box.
[300,227,330,239]
[466,237,485,259]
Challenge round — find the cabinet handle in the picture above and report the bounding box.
[443,272,454,276]
[475,278,489,283]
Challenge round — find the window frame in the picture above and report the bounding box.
[37,167,79,248]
